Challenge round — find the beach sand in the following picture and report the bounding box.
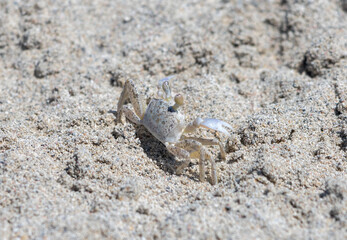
[0,0,346,239]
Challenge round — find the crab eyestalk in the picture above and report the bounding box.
[169,94,184,112]
[158,76,174,101]
[162,81,172,101]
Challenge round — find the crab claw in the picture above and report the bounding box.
[199,118,232,136]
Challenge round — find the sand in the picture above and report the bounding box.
[0,0,346,239]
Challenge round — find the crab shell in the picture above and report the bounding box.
[141,98,186,143]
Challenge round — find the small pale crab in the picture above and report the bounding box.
[116,76,232,185]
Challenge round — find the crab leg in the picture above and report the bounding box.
[182,136,226,160]
[121,105,141,125]
[176,139,215,184]
[183,117,231,160]
[165,143,190,172]
[116,79,147,123]
[166,140,217,185]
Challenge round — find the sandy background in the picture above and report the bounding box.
[0,0,346,239]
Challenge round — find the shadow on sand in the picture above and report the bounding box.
[132,125,177,174]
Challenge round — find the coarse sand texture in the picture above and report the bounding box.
[0,0,346,239]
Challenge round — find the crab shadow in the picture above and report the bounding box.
[134,125,200,182]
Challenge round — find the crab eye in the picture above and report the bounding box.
[168,94,184,112]
[174,94,184,106]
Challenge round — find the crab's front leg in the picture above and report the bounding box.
[166,140,217,185]
[165,143,192,175]
[182,136,226,160]
[116,79,147,124]
[184,118,232,160]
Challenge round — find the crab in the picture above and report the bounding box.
[116,76,232,185]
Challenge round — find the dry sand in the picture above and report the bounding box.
[0,0,346,239]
